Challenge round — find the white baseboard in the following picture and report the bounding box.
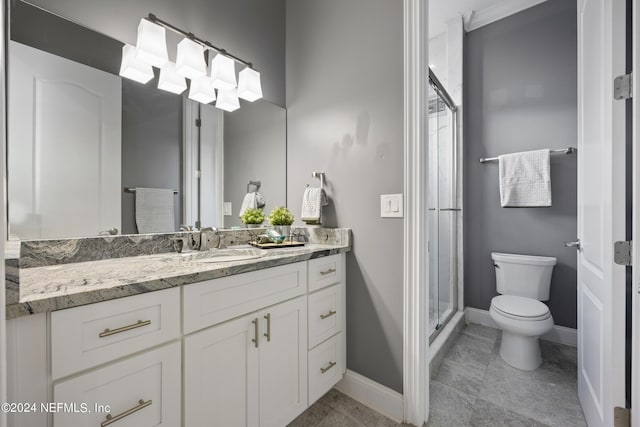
[335,369,404,423]
[465,307,577,347]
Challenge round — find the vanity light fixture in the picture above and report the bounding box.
[158,62,187,94]
[210,54,237,90]
[134,18,169,67]
[175,38,207,79]
[121,13,262,111]
[216,88,241,112]
[237,67,263,102]
[188,76,217,104]
[119,44,154,84]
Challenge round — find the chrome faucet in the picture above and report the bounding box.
[200,227,226,250]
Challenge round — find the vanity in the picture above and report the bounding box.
[6,229,350,427]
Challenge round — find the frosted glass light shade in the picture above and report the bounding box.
[216,88,240,112]
[158,62,187,94]
[175,38,207,79]
[210,55,237,90]
[119,44,154,84]
[135,19,169,67]
[188,77,217,104]
[237,68,263,102]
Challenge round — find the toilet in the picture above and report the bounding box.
[489,252,556,371]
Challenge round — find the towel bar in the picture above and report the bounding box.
[124,187,179,194]
[479,147,576,163]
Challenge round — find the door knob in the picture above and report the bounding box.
[564,240,581,250]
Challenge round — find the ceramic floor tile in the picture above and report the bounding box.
[469,398,551,427]
[320,389,399,427]
[428,380,475,427]
[462,323,499,344]
[443,331,495,374]
[478,350,586,427]
[434,358,486,397]
[315,409,365,427]
[288,401,332,427]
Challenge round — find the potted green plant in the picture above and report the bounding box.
[268,206,294,238]
[241,208,265,228]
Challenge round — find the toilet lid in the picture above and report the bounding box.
[491,295,550,320]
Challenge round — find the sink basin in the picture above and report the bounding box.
[189,247,268,263]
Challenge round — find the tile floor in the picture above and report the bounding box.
[291,324,586,427]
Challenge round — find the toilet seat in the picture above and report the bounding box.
[491,295,550,321]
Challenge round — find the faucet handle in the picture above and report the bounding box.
[179,224,193,232]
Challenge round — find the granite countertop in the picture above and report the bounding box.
[7,243,350,319]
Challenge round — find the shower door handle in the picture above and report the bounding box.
[564,240,581,250]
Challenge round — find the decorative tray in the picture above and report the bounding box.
[249,240,305,249]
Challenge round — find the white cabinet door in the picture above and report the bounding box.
[8,41,121,239]
[184,313,259,427]
[258,296,308,427]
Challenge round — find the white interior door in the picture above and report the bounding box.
[577,0,627,425]
[8,41,121,240]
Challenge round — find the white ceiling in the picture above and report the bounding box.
[429,0,544,38]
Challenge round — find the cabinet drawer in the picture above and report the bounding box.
[308,284,342,349]
[308,333,344,404]
[51,287,180,379]
[53,341,181,427]
[183,262,307,334]
[308,254,342,292]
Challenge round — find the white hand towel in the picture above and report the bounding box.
[135,187,175,233]
[301,187,329,224]
[238,192,266,217]
[499,149,551,207]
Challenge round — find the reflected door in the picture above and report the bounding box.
[8,41,121,239]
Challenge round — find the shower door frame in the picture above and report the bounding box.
[427,69,459,344]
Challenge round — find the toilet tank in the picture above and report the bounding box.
[492,252,556,301]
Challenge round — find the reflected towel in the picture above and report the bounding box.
[238,191,266,217]
[135,187,175,233]
[499,149,551,207]
[301,187,329,224]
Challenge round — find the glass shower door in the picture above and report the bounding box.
[428,69,458,340]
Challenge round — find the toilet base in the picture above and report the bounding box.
[499,331,542,371]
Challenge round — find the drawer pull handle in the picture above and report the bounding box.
[252,318,259,348]
[101,399,152,426]
[99,320,151,338]
[320,310,337,320]
[320,361,337,374]
[320,268,337,276]
[263,313,271,342]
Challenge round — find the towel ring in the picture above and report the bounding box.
[247,180,261,193]
[311,172,325,189]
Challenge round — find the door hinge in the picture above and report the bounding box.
[614,407,630,427]
[614,241,632,266]
[614,73,633,100]
[195,118,202,127]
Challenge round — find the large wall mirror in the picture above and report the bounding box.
[6,0,286,240]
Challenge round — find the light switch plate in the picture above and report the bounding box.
[223,202,233,216]
[380,194,403,218]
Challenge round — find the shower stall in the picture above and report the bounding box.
[428,68,460,341]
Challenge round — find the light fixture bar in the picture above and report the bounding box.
[145,13,255,70]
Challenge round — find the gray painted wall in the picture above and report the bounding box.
[121,79,183,234]
[464,0,578,328]
[25,0,286,106]
[286,0,404,392]
[224,100,287,228]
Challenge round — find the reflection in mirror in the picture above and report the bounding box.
[6,0,286,240]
